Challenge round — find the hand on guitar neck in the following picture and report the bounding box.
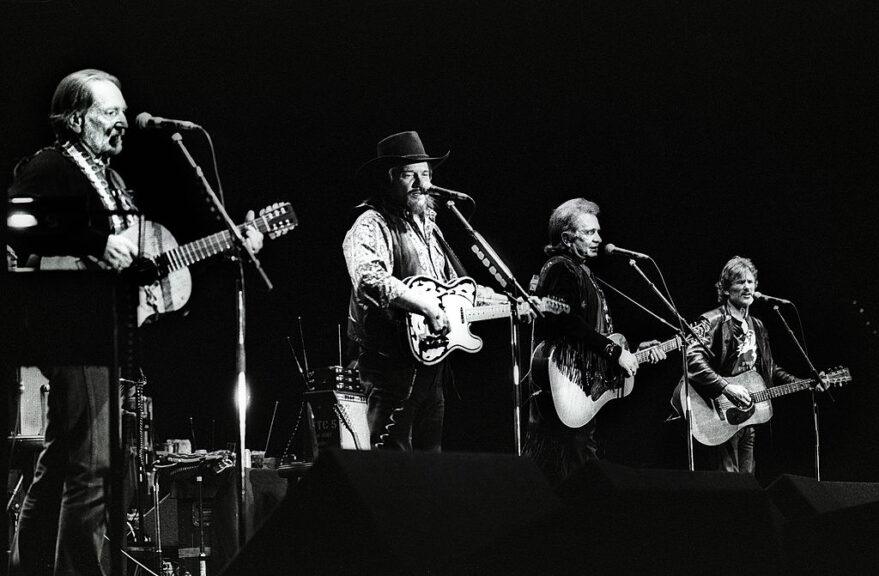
[619,339,668,377]
[241,209,265,254]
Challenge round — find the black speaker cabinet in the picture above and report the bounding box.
[766,473,879,521]
[767,474,879,575]
[140,466,238,575]
[221,449,558,575]
[506,461,783,575]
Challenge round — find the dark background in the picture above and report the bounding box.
[2,0,878,485]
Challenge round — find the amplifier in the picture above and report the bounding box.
[307,365,362,393]
[12,367,49,437]
[305,390,370,451]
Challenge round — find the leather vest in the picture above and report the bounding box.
[347,206,457,359]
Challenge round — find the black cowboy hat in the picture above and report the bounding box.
[355,131,450,182]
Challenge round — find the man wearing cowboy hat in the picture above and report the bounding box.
[343,131,507,451]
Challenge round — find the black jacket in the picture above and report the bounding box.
[8,147,117,259]
[686,305,797,399]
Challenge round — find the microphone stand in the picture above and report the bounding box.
[170,132,273,548]
[769,304,824,480]
[442,200,542,455]
[626,259,713,472]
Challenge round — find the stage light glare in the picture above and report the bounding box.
[8,213,38,228]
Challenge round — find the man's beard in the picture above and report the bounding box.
[406,192,429,215]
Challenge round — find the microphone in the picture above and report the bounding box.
[603,243,650,260]
[135,112,201,131]
[753,291,792,305]
[422,185,473,202]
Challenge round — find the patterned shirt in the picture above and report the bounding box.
[343,206,496,309]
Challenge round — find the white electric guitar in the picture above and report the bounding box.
[404,275,569,365]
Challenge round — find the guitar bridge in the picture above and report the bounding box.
[420,334,449,352]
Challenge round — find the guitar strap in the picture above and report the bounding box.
[433,229,468,278]
[60,141,138,233]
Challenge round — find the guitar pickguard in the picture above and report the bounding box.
[405,276,481,365]
[724,404,755,426]
[404,276,570,365]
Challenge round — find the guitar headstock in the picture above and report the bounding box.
[258,202,298,239]
[516,296,570,316]
[822,366,852,388]
[539,296,570,315]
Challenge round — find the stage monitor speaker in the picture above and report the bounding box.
[784,499,879,575]
[766,473,879,521]
[766,475,879,574]
[525,461,783,575]
[220,449,558,575]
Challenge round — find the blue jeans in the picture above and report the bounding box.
[717,426,756,473]
[357,352,447,452]
[10,366,110,576]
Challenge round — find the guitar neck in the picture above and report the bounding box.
[751,378,815,403]
[159,218,268,273]
[633,337,681,363]
[462,298,566,323]
[463,303,513,323]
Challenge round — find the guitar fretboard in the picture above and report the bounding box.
[633,337,681,363]
[751,378,815,404]
[462,298,569,323]
[157,217,272,273]
[463,303,514,323]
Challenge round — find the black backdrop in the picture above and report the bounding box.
[3,0,878,484]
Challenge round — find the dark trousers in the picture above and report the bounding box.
[357,351,448,452]
[716,426,756,473]
[10,366,110,576]
[523,389,599,486]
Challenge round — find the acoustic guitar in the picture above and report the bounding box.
[531,333,682,428]
[40,202,297,326]
[672,366,851,446]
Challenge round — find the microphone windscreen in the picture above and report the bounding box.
[134,112,153,129]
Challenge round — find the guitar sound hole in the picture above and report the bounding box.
[129,258,160,285]
[725,405,755,425]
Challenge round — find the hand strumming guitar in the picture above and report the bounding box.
[618,348,639,377]
[104,234,138,270]
[393,287,451,336]
[722,382,753,408]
